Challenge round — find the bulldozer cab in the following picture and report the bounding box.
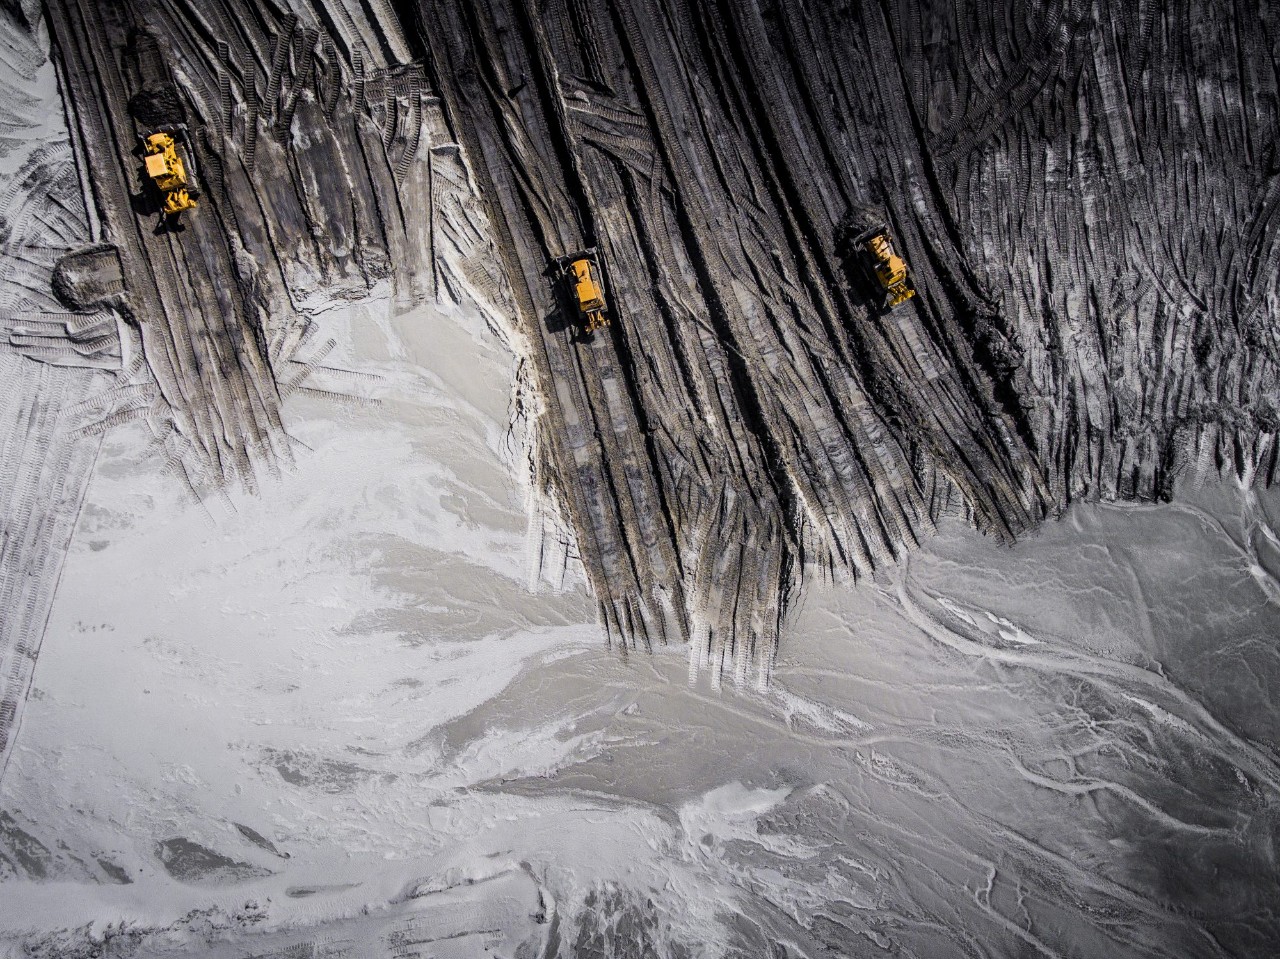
[141,128,197,218]
[866,234,916,308]
[144,150,173,182]
[571,258,606,314]
[555,249,610,334]
[143,133,187,189]
[865,235,908,288]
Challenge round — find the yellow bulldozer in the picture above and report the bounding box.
[142,128,197,217]
[837,209,917,309]
[860,232,916,308]
[555,248,610,334]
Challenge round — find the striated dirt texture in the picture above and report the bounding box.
[404,0,1048,687]
[0,0,509,777]
[16,0,1280,693]
[41,0,424,501]
[396,0,1280,681]
[2,2,1280,951]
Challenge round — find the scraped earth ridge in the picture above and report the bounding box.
[0,0,1278,954]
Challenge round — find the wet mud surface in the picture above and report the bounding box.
[3,0,1271,706]
[0,3,1278,953]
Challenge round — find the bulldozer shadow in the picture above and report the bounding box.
[153,213,188,236]
[542,272,602,343]
[835,254,892,318]
[128,189,187,235]
[543,307,600,344]
[127,160,187,235]
[543,304,574,336]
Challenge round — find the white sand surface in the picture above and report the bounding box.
[2,283,1277,957]
[0,9,1277,955]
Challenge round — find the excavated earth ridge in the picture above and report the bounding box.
[1,0,1275,773]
